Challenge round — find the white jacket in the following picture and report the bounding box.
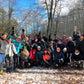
[5,43,17,57]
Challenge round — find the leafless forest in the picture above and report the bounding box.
[0,0,84,37]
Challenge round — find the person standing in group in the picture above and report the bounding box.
[5,38,17,72]
[73,26,80,46]
[0,33,7,74]
[78,35,84,60]
[12,36,23,71]
[53,47,65,67]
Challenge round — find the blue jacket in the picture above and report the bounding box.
[12,39,23,55]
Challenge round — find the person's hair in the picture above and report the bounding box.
[7,37,12,41]
[3,33,8,36]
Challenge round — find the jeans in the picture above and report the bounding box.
[0,54,5,71]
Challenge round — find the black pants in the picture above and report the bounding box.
[43,60,51,67]
[5,55,13,71]
[13,54,18,70]
[67,53,73,62]
[30,60,37,67]
[36,59,43,66]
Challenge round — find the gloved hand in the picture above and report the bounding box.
[60,58,64,62]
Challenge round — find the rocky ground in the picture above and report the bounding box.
[0,67,84,84]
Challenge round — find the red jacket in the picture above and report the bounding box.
[30,51,36,61]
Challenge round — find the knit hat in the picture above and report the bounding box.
[68,37,72,39]
[37,46,41,49]
[63,48,67,51]
[44,48,47,51]
[32,49,36,52]
[77,31,80,34]
[34,36,37,39]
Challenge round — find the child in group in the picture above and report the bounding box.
[5,38,17,72]
[43,48,51,67]
[19,48,30,68]
[30,49,36,67]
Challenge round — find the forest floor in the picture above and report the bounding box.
[0,66,84,84]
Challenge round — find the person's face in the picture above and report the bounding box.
[26,38,28,41]
[50,41,53,44]
[3,34,7,39]
[57,48,60,52]
[43,34,45,37]
[63,50,66,53]
[80,36,84,40]
[35,39,38,42]
[68,38,72,41]
[17,38,21,42]
[8,38,12,43]
[63,36,66,39]
[33,52,36,54]
[55,37,58,40]
[58,41,61,44]
[38,48,41,51]
[77,33,80,36]
[29,35,32,39]
[75,50,79,53]
[41,39,44,42]
[44,50,47,54]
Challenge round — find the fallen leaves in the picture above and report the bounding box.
[0,67,84,84]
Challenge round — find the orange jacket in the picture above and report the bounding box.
[43,54,51,62]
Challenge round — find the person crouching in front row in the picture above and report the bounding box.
[53,47,65,67]
[36,46,43,66]
[43,48,51,68]
[30,49,37,67]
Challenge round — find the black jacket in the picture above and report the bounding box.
[78,40,84,59]
[42,36,48,43]
[67,41,75,53]
[73,53,82,61]
[73,31,80,46]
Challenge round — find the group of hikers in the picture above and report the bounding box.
[0,26,84,74]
